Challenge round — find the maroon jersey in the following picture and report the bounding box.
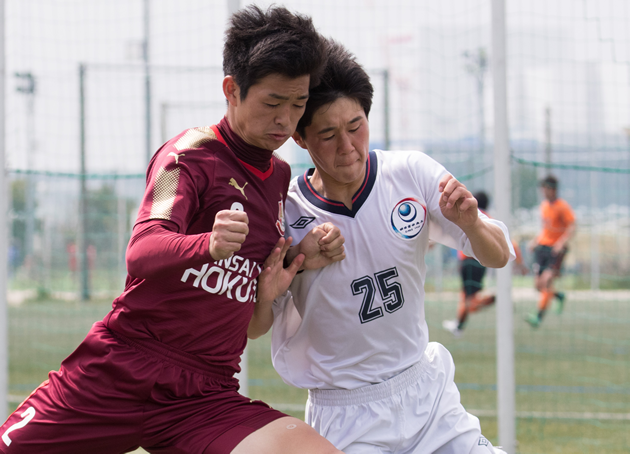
[103,118,290,375]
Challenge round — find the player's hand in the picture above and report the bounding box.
[209,210,249,260]
[438,174,478,229]
[296,222,346,270]
[257,237,304,304]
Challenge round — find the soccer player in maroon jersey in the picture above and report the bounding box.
[0,6,345,454]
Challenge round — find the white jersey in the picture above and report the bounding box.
[272,150,513,390]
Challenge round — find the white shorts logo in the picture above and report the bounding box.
[391,198,426,240]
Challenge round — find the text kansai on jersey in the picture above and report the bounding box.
[181,255,262,303]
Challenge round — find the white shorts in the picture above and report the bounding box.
[305,342,497,454]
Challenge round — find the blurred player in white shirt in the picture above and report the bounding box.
[249,41,514,454]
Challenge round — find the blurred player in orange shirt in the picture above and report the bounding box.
[526,175,575,328]
[443,192,525,337]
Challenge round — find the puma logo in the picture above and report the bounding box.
[229,178,248,200]
[168,152,184,165]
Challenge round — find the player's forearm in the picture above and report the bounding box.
[247,302,274,339]
[462,219,511,268]
[126,221,211,279]
[284,245,303,270]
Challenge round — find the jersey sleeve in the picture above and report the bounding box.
[125,220,210,280]
[407,152,514,263]
[135,139,213,233]
[406,152,469,250]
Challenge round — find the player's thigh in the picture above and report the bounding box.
[0,375,143,454]
[540,268,555,288]
[231,416,342,454]
[550,248,567,274]
[0,324,154,454]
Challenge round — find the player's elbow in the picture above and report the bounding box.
[494,241,512,268]
[495,250,511,268]
[480,243,511,269]
[247,327,267,340]
[247,320,272,339]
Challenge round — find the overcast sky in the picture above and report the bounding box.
[5,0,630,174]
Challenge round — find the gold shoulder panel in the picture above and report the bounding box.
[174,126,217,151]
[149,166,181,221]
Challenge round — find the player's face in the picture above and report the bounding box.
[296,97,369,187]
[225,73,310,151]
[542,185,556,201]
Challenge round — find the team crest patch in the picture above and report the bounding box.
[390,198,426,239]
[290,216,316,229]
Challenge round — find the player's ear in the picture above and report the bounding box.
[223,76,240,106]
[292,131,308,150]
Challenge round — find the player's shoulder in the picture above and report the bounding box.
[161,126,225,156]
[153,126,226,167]
[375,149,447,185]
[557,198,575,218]
[375,148,434,165]
[547,198,572,212]
[557,198,573,209]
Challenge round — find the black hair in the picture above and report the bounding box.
[295,40,373,138]
[473,191,489,210]
[541,175,558,190]
[223,5,328,100]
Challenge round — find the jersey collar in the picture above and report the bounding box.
[298,151,378,218]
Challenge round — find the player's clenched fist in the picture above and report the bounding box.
[209,210,249,260]
[299,222,346,270]
[438,174,479,229]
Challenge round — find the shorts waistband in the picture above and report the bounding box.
[308,355,430,406]
[107,325,236,383]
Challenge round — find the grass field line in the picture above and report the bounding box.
[267,402,630,421]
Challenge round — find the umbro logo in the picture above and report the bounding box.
[290,216,316,229]
[167,152,185,165]
[229,178,248,200]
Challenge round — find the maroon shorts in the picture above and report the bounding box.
[0,322,287,454]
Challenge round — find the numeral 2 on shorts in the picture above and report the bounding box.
[352,267,404,324]
[2,407,35,447]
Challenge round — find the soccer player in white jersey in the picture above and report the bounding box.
[248,41,515,454]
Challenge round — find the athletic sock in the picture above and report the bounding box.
[538,290,554,312]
